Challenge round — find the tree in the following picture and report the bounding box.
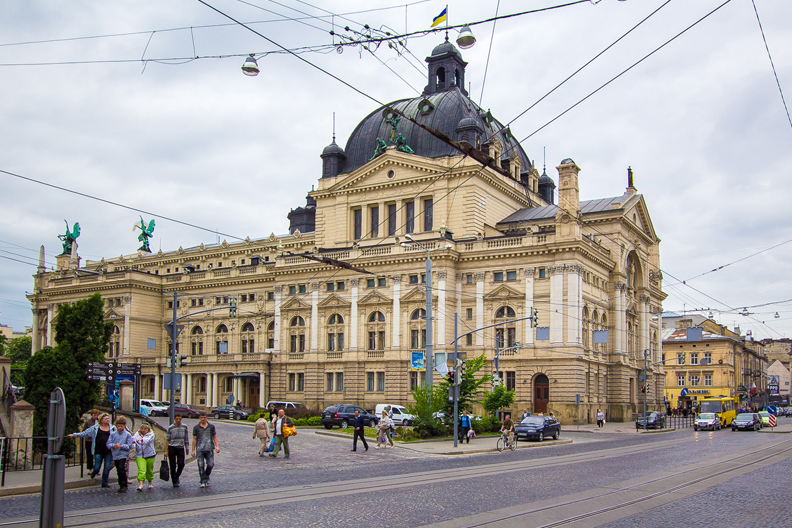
[482,385,515,418]
[24,294,111,437]
[2,335,32,365]
[407,383,447,438]
[438,353,492,418]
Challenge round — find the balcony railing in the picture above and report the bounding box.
[366,350,385,359]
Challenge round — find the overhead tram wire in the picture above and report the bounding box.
[0,168,245,242]
[478,0,501,106]
[751,0,792,132]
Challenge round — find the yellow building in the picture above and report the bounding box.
[27,40,666,423]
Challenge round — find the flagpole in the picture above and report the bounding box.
[445,4,449,40]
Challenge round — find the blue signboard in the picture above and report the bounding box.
[411,351,425,371]
[767,405,777,415]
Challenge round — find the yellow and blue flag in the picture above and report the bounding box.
[431,7,447,28]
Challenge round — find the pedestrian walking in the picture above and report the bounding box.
[269,409,294,459]
[268,404,278,424]
[376,411,393,449]
[459,410,472,444]
[253,413,272,457]
[191,411,220,488]
[132,423,156,491]
[596,409,605,428]
[69,412,115,488]
[351,410,368,452]
[165,415,188,487]
[107,417,133,493]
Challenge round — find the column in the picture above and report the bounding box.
[209,373,216,408]
[274,286,282,351]
[350,278,359,349]
[475,272,485,346]
[549,265,565,344]
[567,265,582,345]
[31,309,40,354]
[523,268,535,346]
[392,276,401,348]
[437,270,447,345]
[614,282,626,355]
[185,373,192,405]
[233,377,240,403]
[259,371,266,408]
[310,282,319,351]
[122,295,131,356]
[46,304,54,347]
[154,373,161,402]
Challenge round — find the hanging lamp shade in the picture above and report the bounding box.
[456,25,476,49]
[242,54,259,76]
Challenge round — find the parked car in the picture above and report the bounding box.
[514,416,561,442]
[636,412,665,430]
[141,399,169,417]
[210,405,250,420]
[266,401,306,413]
[375,404,415,426]
[321,404,378,429]
[173,403,200,419]
[731,413,761,431]
[694,413,722,431]
[758,411,771,427]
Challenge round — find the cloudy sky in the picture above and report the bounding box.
[1,0,791,339]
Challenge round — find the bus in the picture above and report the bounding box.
[699,397,738,426]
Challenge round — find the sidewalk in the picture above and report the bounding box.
[0,465,99,497]
[566,423,679,434]
[758,423,792,434]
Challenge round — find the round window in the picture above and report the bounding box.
[387,170,395,179]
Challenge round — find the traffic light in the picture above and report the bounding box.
[460,359,467,377]
[531,307,539,328]
[641,385,647,393]
[448,371,455,386]
[229,297,237,318]
[176,355,188,368]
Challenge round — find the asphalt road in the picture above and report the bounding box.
[1,417,790,527]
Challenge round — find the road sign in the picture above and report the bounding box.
[638,374,653,381]
[769,414,776,427]
[767,405,778,415]
[163,373,181,391]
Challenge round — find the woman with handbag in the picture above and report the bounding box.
[132,423,156,491]
[69,413,115,488]
[253,413,272,457]
[376,411,394,449]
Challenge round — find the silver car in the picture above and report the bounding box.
[694,412,722,431]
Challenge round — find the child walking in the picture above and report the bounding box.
[107,417,134,493]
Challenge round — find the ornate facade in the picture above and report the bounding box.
[27,41,666,423]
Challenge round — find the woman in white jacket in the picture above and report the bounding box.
[376,411,394,449]
[132,423,157,491]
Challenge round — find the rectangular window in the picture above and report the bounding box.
[353,208,362,240]
[507,327,516,348]
[704,352,712,364]
[378,277,386,287]
[367,278,376,288]
[506,371,516,391]
[267,292,274,301]
[367,372,375,391]
[336,372,344,391]
[704,374,713,387]
[327,333,335,351]
[677,375,685,387]
[368,331,377,351]
[297,373,304,391]
[690,375,700,387]
[290,335,298,353]
[539,268,546,279]
[466,308,473,320]
[327,282,335,292]
[299,334,305,352]
[493,272,504,282]
[410,371,426,390]
[299,284,306,294]
[337,281,345,291]
[378,330,385,350]
[495,328,504,348]
[326,373,334,392]
[691,353,699,365]
[249,293,255,302]
[377,372,385,392]
[191,299,197,307]
[406,201,415,233]
[423,198,433,231]
[289,373,296,391]
[466,334,473,346]
[466,274,473,283]
[677,353,685,365]
[370,206,379,238]
[506,270,517,281]
[241,340,248,354]
[409,274,419,284]
[337,333,344,351]
[388,204,397,236]
[241,294,248,303]
[289,286,296,295]
[411,329,419,349]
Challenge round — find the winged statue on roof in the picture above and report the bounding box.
[57,220,80,255]
[134,216,155,253]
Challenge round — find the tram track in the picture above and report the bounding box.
[0,435,782,528]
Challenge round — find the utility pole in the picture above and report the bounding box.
[643,349,648,431]
[169,291,178,424]
[453,314,459,448]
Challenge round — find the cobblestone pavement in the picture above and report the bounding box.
[1,417,790,527]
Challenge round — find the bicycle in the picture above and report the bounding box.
[496,431,517,452]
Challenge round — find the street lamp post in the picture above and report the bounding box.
[400,236,452,388]
[643,349,648,431]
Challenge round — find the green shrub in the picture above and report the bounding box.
[284,406,322,420]
[393,426,415,441]
[306,416,321,426]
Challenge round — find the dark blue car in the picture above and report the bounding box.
[514,416,561,442]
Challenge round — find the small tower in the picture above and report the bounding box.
[320,138,346,179]
[424,38,468,96]
[537,164,556,205]
[555,158,581,240]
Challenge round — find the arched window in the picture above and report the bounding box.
[241,322,255,354]
[267,321,275,349]
[366,311,386,350]
[327,313,345,352]
[216,324,229,354]
[410,309,426,349]
[290,316,306,352]
[436,66,446,88]
[494,306,516,348]
[191,325,204,356]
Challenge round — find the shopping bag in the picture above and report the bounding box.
[283,425,297,438]
[267,438,277,452]
[159,459,170,482]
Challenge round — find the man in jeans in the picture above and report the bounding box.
[191,412,219,488]
[166,414,189,487]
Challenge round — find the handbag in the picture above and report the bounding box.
[283,425,297,438]
[267,438,277,452]
[159,459,170,482]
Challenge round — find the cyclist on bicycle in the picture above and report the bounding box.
[500,414,514,446]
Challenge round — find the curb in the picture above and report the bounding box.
[401,438,575,456]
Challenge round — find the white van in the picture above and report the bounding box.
[375,404,415,426]
[141,399,169,417]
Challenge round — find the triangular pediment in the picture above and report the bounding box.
[358,290,391,305]
[483,285,524,301]
[625,196,658,241]
[280,297,310,311]
[318,293,351,308]
[400,286,438,303]
[104,308,123,320]
[324,151,448,195]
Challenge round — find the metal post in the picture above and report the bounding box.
[643,350,648,431]
[453,313,458,448]
[169,291,177,424]
[425,255,433,388]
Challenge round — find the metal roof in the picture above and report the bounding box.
[499,194,633,224]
